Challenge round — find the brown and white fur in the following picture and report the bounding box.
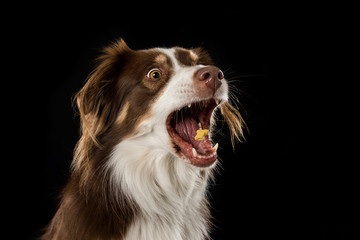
[42,39,245,240]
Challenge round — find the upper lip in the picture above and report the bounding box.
[172,97,222,112]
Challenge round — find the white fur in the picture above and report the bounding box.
[108,136,209,240]
[106,48,229,240]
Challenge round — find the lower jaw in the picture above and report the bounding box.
[187,155,217,168]
[177,146,217,168]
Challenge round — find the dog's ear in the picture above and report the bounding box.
[74,38,133,146]
[220,102,247,149]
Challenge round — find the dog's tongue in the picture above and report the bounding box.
[174,117,212,155]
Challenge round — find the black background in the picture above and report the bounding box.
[4,3,356,240]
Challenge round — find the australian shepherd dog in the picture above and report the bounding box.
[42,39,245,240]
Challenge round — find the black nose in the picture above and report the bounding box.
[194,66,224,93]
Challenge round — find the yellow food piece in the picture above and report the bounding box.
[195,129,209,141]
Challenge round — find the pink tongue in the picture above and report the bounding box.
[174,117,212,155]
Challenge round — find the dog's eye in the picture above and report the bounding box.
[147,68,162,80]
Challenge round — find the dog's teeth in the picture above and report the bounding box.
[212,143,219,151]
[198,122,202,129]
[188,104,191,108]
[192,148,198,157]
[215,99,219,105]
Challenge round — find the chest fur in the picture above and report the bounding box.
[107,138,212,240]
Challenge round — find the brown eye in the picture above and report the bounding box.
[147,68,162,80]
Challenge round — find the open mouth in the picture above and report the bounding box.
[166,98,220,167]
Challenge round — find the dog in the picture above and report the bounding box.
[42,39,245,240]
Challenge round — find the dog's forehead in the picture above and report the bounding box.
[172,47,199,66]
[153,47,212,68]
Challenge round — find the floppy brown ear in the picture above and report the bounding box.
[74,39,133,146]
[220,102,247,149]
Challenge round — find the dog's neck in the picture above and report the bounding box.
[106,135,212,240]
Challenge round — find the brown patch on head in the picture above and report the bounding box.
[139,52,173,92]
[174,47,214,66]
[72,39,175,174]
[174,48,197,66]
[79,42,172,133]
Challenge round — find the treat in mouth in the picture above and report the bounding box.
[166,98,220,167]
[195,129,209,141]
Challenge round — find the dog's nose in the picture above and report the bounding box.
[194,66,223,94]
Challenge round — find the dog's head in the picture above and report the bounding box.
[74,39,245,169]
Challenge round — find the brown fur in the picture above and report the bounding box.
[42,40,142,240]
[174,47,214,66]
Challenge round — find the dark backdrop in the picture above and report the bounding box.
[5,3,356,240]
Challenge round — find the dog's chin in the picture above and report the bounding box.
[166,98,221,168]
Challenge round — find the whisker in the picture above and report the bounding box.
[226,82,249,117]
